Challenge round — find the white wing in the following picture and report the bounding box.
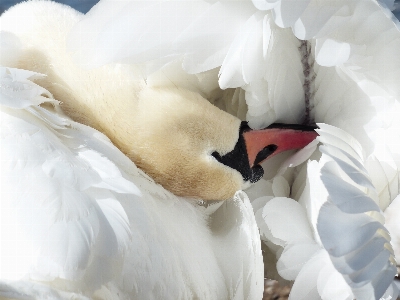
[67,0,255,73]
[68,0,400,76]
[67,0,400,130]
[0,67,133,291]
[316,124,398,300]
[66,0,307,127]
[251,124,399,300]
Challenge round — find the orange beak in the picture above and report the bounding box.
[243,123,318,168]
[212,122,319,184]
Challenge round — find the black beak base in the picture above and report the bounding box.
[212,122,268,183]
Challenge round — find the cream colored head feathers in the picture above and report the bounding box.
[1,1,246,200]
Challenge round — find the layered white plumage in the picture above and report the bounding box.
[66,0,400,129]
[2,0,400,299]
[317,126,396,300]
[252,124,400,300]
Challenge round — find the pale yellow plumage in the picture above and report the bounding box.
[1,1,245,200]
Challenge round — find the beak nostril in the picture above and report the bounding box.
[253,144,277,166]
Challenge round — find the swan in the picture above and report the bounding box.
[63,0,400,298]
[0,1,318,299]
[2,0,400,299]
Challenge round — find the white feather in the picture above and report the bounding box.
[384,195,400,264]
[316,125,398,300]
[276,241,320,280]
[256,124,399,299]
[288,250,326,300]
[261,197,314,244]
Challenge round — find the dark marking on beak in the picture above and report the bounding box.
[253,144,277,166]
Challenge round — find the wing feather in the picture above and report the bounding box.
[316,125,398,300]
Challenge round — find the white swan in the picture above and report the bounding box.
[64,0,400,298]
[0,1,319,299]
[2,0,400,299]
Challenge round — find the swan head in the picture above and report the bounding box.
[126,87,318,201]
[0,7,316,200]
[5,46,316,201]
